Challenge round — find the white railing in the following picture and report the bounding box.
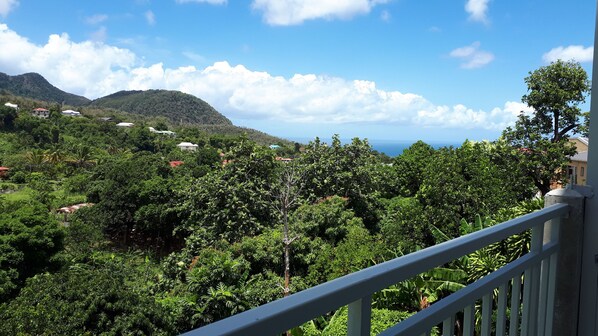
[183,203,569,336]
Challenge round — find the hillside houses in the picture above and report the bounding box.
[32,107,49,118]
[177,142,198,151]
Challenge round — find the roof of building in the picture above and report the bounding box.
[169,161,184,167]
[177,142,198,147]
[33,107,49,112]
[576,137,589,146]
[62,109,81,114]
[571,151,588,162]
[4,102,17,108]
[116,122,134,127]
[0,167,9,171]
[57,203,94,214]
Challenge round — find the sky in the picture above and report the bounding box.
[0,0,595,142]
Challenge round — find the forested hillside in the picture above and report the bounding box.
[0,72,90,106]
[0,60,589,335]
[89,90,232,125]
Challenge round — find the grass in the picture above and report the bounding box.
[0,183,86,208]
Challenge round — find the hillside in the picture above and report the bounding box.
[0,72,90,106]
[89,90,232,125]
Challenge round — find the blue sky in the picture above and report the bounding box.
[0,0,595,142]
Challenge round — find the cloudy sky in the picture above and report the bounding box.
[0,0,594,142]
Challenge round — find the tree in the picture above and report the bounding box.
[0,201,64,300]
[272,163,305,299]
[522,60,590,142]
[503,60,590,195]
[0,265,175,335]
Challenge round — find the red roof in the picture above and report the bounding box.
[0,167,9,171]
[33,108,49,111]
[169,161,184,167]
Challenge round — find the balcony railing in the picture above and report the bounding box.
[184,199,573,336]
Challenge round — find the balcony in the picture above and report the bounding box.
[183,189,586,336]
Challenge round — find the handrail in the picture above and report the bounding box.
[184,203,569,336]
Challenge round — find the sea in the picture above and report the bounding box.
[369,140,462,157]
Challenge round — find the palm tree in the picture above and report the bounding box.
[70,144,95,168]
[24,149,46,172]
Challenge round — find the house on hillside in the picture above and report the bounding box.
[568,137,589,185]
[116,122,134,128]
[61,109,81,117]
[149,127,176,137]
[0,167,9,179]
[32,107,49,118]
[4,102,18,110]
[169,160,184,168]
[177,142,198,151]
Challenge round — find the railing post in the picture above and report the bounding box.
[348,295,371,336]
[544,188,585,336]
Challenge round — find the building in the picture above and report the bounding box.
[177,142,199,151]
[0,167,9,179]
[61,109,82,117]
[32,107,49,118]
[4,102,18,110]
[116,122,135,127]
[568,137,589,185]
[149,127,176,137]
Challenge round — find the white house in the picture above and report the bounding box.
[149,127,176,137]
[4,102,18,110]
[177,142,199,151]
[61,109,81,117]
[116,122,135,127]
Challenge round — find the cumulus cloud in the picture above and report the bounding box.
[251,0,388,25]
[145,10,156,25]
[449,41,494,69]
[465,0,490,24]
[0,0,18,17]
[0,23,519,131]
[176,0,227,4]
[542,45,593,63]
[85,14,108,25]
[0,24,136,98]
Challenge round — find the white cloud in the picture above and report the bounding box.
[175,0,227,4]
[0,23,520,131]
[0,24,136,98]
[251,0,388,25]
[145,10,156,25]
[0,0,18,17]
[85,14,108,25]
[542,45,593,63]
[449,41,494,69]
[465,0,490,24]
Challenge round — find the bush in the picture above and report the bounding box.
[9,171,26,184]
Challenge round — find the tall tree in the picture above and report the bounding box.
[503,60,590,195]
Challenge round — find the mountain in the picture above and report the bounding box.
[0,72,90,106]
[89,90,232,125]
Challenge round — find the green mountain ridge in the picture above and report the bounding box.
[0,72,291,146]
[0,72,90,106]
[89,89,232,126]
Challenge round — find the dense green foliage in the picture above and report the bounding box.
[0,72,90,106]
[89,90,232,125]
[0,62,584,335]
